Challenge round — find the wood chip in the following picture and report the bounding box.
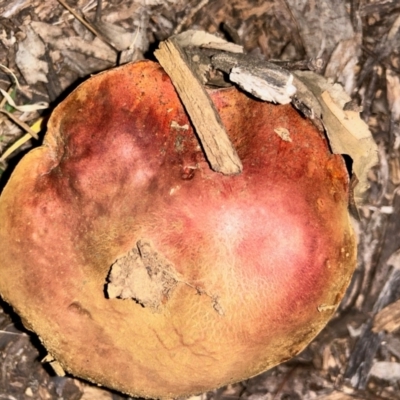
[154,37,242,175]
[372,298,400,333]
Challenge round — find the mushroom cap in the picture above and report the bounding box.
[0,61,356,399]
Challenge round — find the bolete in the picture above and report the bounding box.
[0,60,356,398]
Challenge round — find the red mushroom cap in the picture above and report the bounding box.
[0,61,356,398]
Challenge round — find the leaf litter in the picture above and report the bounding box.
[0,0,399,399]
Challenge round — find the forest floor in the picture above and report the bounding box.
[0,0,400,399]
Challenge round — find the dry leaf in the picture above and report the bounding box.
[30,20,117,64]
[284,0,354,58]
[53,36,117,63]
[325,36,361,95]
[293,71,378,207]
[30,20,63,40]
[15,26,48,85]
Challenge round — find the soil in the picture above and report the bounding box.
[1,0,400,399]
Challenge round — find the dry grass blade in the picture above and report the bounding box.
[0,110,39,140]
[0,117,42,161]
[0,133,34,162]
[0,89,48,113]
[0,64,21,90]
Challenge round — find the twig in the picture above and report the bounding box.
[57,0,118,51]
[154,38,242,175]
[95,0,102,22]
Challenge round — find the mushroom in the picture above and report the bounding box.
[0,60,356,398]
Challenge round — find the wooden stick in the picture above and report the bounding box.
[154,38,242,175]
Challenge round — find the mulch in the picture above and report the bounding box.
[0,0,400,399]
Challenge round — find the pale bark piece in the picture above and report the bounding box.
[211,52,296,105]
[155,38,243,175]
[230,66,295,104]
